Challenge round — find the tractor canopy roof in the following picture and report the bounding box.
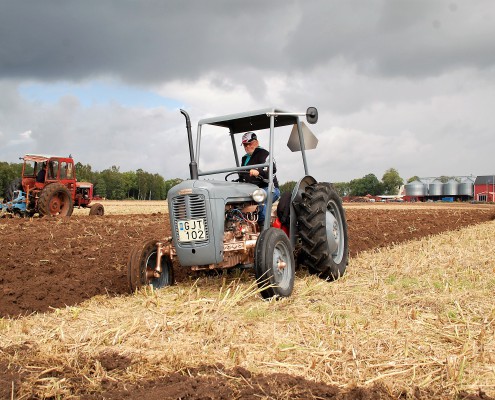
[198,108,297,134]
[76,182,93,188]
[23,154,74,163]
[189,106,318,180]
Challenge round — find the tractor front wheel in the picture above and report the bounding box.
[38,183,74,217]
[128,239,174,292]
[89,203,104,216]
[254,227,295,299]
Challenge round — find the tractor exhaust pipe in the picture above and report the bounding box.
[180,109,198,180]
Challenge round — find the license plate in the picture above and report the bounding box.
[177,219,206,242]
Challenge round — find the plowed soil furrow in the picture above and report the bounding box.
[1,207,494,318]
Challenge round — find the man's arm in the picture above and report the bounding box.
[254,150,276,180]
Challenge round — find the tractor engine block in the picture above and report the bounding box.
[224,203,259,240]
[208,203,259,269]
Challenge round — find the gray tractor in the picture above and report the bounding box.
[127,107,348,299]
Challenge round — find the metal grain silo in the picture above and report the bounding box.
[458,177,474,196]
[405,180,427,196]
[443,179,459,196]
[428,179,443,196]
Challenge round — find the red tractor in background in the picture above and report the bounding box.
[75,181,104,215]
[1,154,104,217]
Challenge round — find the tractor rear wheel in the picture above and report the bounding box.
[297,182,348,280]
[128,239,174,292]
[4,178,22,201]
[254,227,295,299]
[37,183,74,217]
[89,203,104,216]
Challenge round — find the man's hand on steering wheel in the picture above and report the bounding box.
[225,171,250,182]
[225,170,264,182]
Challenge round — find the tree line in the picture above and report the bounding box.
[279,168,406,197]
[2,160,407,200]
[74,163,183,200]
[0,162,23,198]
[0,161,183,200]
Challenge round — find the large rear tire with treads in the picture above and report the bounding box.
[297,182,348,280]
[37,183,74,217]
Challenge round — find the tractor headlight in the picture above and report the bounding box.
[252,189,266,203]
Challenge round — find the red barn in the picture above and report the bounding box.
[474,175,495,202]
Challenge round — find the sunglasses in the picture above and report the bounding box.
[242,141,254,147]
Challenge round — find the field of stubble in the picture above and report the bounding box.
[1,201,494,399]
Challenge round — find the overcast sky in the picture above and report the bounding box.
[1,0,494,184]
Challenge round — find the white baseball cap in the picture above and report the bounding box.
[241,132,257,145]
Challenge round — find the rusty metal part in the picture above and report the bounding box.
[146,269,156,280]
[191,264,216,271]
[191,237,259,271]
[241,204,258,213]
[25,186,32,213]
[224,231,235,242]
[277,258,287,271]
[147,237,175,279]
[154,241,163,277]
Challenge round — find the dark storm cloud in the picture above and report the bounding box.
[2,0,494,85]
[0,0,293,83]
[285,0,495,77]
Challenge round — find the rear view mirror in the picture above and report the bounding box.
[306,107,318,124]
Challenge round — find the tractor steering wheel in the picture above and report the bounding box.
[225,171,249,182]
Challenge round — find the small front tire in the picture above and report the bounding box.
[89,203,104,216]
[254,228,295,299]
[128,239,174,292]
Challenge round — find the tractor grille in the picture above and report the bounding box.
[172,194,209,247]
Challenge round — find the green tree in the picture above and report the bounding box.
[407,176,421,183]
[75,162,96,183]
[0,162,23,198]
[279,181,296,195]
[332,182,351,197]
[136,169,149,200]
[349,174,384,196]
[122,171,138,198]
[149,173,165,200]
[382,168,404,195]
[164,178,183,199]
[95,177,107,198]
[100,166,125,199]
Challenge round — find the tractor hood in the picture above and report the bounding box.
[76,181,93,188]
[169,179,260,202]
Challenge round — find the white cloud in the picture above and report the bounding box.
[19,130,32,139]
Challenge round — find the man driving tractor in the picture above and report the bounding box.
[238,131,280,230]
